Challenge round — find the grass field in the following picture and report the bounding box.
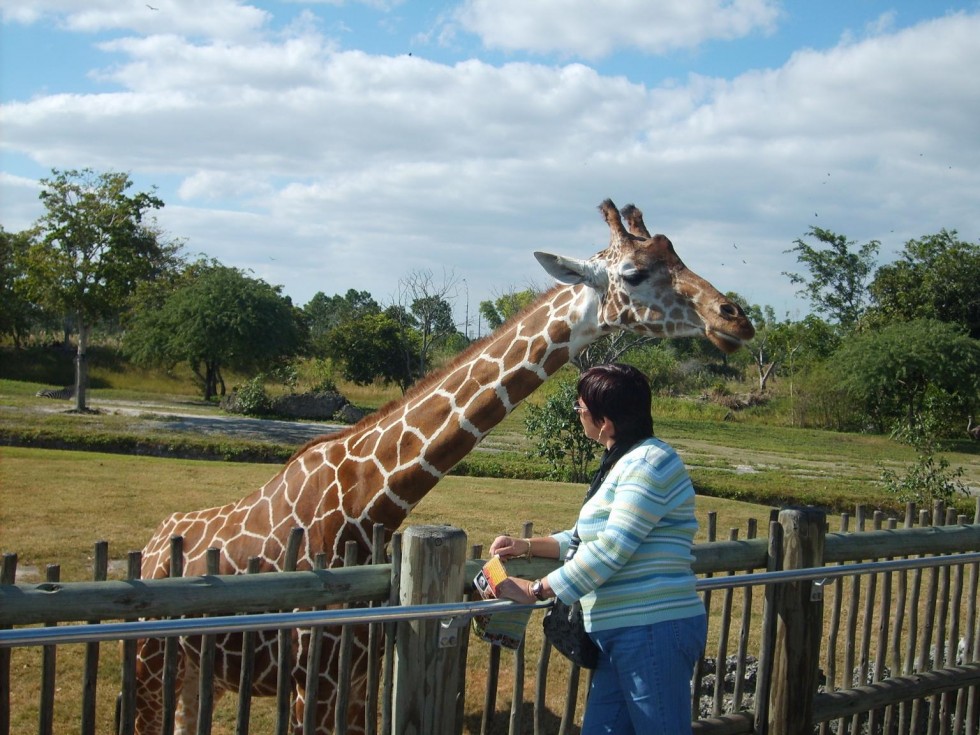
[0,446,770,735]
[3,371,978,516]
[1,356,979,732]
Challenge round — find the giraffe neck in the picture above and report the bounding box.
[322,284,598,528]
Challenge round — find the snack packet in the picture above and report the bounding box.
[471,555,532,650]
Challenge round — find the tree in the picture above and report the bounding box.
[411,294,456,365]
[742,304,839,393]
[742,303,782,392]
[479,288,538,330]
[304,289,380,349]
[125,263,302,400]
[19,169,177,410]
[393,269,461,380]
[0,227,40,347]
[831,319,980,434]
[524,378,598,482]
[868,229,980,339]
[575,332,662,371]
[326,312,415,390]
[879,390,970,506]
[783,227,879,329]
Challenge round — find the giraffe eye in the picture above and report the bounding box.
[622,268,648,286]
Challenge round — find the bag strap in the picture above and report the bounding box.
[563,441,632,562]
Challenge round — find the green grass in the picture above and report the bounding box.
[4,445,975,734]
[3,374,978,515]
[0,447,773,579]
[3,346,978,732]
[0,446,774,735]
[3,342,979,516]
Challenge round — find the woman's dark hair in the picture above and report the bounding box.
[577,363,654,446]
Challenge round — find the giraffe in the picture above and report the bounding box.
[133,199,755,734]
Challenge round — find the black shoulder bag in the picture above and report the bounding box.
[541,444,629,669]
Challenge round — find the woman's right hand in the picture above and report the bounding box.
[489,535,528,560]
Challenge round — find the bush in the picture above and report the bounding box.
[298,357,339,394]
[791,364,859,431]
[627,344,683,395]
[233,375,271,416]
[880,391,970,505]
[523,379,597,483]
[880,454,968,506]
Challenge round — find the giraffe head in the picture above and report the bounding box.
[535,199,755,353]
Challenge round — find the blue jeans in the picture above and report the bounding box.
[582,613,707,735]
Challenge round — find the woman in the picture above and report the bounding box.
[490,363,706,735]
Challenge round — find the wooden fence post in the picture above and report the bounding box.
[767,506,827,735]
[393,525,468,735]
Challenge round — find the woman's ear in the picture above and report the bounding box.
[597,416,615,441]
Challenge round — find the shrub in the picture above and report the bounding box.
[234,375,271,416]
[880,454,968,506]
[523,378,598,483]
[300,357,339,394]
[880,391,970,505]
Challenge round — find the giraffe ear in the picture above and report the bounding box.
[534,252,597,286]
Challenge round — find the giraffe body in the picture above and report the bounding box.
[134,200,755,734]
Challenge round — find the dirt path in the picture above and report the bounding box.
[33,396,980,497]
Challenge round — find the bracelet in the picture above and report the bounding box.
[520,538,533,560]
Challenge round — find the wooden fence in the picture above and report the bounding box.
[1,499,979,734]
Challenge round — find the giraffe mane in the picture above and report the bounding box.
[285,284,566,462]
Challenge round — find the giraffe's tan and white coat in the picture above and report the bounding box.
[133,200,755,734]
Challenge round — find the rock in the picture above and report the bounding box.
[222,390,366,423]
[269,391,350,421]
[334,403,367,424]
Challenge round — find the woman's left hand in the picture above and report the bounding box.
[493,577,536,605]
[488,535,526,560]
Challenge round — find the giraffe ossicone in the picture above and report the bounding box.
[133,199,755,734]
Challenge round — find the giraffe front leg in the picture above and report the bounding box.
[174,651,200,735]
[292,631,371,735]
[173,645,229,735]
[134,637,175,735]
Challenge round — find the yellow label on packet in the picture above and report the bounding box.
[471,554,531,650]
[482,555,508,593]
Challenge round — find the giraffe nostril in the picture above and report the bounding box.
[720,303,740,319]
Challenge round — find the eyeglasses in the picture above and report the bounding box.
[572,402,588,414]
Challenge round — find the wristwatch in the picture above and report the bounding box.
[530,579,546,601]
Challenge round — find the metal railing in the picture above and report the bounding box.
[4,551,978,648]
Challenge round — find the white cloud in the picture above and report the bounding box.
[453,0,781,58]
[2,7,978,316]
[176,170,273,203]
[0,173,41,231]
[1,0,270,41]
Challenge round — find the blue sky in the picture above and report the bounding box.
[2,1,979,330]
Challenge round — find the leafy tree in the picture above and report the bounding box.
[392,269,462,380]
[524,378,598,482]
[743,305,839,392]
[326,312,415,390]
[868,230,980,339]
[784,227,879,329]
[880,453,969,506]
[626,342,682,395]
[831,319,980,433]
[412,294,456,365]
[19,169,177,410]
[0,227,40,347]
[479,288,538,330]
[304,289,380,349]
[125,263,302,400]
[879,391,970,505]
[575,332,660,371]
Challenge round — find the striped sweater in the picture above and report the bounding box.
[546,437,703,632]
